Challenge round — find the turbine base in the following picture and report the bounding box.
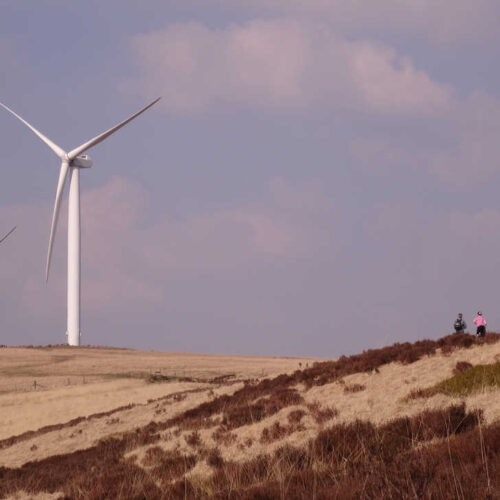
[66,331,81,347]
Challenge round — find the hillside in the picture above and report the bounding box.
[1,334,500,499]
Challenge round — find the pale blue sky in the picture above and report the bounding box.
[1,1,500,356]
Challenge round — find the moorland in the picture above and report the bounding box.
[1,334,500,499]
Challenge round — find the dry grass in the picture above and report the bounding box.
[0,378,203,441]
[0,383,239,469]
[0,346,318,442]
[407,360,500,400]
[4,493,62,500]
[0,346,318,391]
[1,334,500,498]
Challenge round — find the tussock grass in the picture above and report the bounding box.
[408,361,500,399]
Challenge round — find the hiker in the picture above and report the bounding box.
[453,313,466,333]
[473,311,487,338]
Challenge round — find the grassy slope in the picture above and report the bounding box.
[1,333,500,499]
[408,360,500,398]
[0,348,316,441]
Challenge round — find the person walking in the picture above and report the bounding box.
[453,313,466,333]
[473,311,487,338]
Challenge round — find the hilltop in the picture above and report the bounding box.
[1,334,500,499]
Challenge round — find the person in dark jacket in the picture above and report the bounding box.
[453,313,466,333]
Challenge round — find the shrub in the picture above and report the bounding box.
[207,448,224,468]
[184,431,202,448]
[150,452,197,486]
[260,422,289,443]
[343,383,366,393]
[307,402,338,424]
[212,427,237,446]
[141,446,165,467]
[454,360,473,374]
[221,388,304,429]
[288,409,306,424]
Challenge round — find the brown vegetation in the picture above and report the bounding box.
[260,418,306,443]
[1,403,489,499]
[306,401,338,425]
[454,360,473,374]
[343,382,366,393]
[1,333,500,498]
[206,405,493,500]
[158,333,493,436]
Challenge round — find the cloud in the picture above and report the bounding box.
[0,176,335,321]
[131,177,335,275]
[347,42,451,114]
[224,0,500,44]
[350,137,420,173]
[348,90,500,186]
[428,93,500,186]
[128,19,452,115]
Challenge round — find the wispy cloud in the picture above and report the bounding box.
[350,92,500,186]
[0,176,335,318]
[128,19,452,115]
[428,93,500,185]
[221,0,500,44]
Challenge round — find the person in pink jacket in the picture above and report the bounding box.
[473,311,487,338]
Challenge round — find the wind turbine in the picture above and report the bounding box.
[0,226,16,245]
[0,98,160,346]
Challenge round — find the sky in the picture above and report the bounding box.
[1,1,500,357]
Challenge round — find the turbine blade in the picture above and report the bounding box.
[67,97,161,160]
[0,102,66,159]
[46,161,70,282]
[0,226,16,244]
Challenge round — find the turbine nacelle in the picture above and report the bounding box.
[71,155,92,168]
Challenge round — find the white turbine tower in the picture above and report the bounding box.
[0,98,160,346]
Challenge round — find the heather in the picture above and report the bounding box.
[1,333,500,498]
[0,404,494,499]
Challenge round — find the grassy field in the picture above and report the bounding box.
[1,335,500,498]
[0,346,318,441]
